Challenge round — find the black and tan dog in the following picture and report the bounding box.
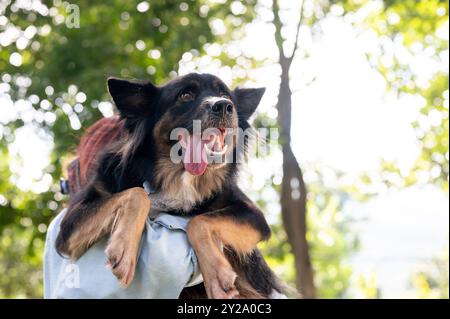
[55,73,283,298]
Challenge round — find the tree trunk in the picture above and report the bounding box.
[276,50,316,298]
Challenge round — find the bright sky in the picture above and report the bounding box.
[235,3,449,297]
[347,184,449,298]
[240,16,426,176]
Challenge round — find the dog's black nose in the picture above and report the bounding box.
[211,100,233,116]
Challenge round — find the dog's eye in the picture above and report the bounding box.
[179,91,194,102]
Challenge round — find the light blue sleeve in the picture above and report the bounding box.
[44,210,203,299]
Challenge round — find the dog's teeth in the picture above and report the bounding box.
[205,143,228,156]
[205,135,217,148]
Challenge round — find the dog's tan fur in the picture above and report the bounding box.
[65,187,150,287]
[150,158,228,212]
[187,215,263,298]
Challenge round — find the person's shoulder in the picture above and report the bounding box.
[46,209,66,237]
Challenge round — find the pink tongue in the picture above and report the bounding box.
[183,134,208,176]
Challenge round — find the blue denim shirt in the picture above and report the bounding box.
[44,210,203,299]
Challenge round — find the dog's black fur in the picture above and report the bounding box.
[55,73,283,298]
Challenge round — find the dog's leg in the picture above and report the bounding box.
[104,188,151,287]
[187,209,269,299]
[57,186,150,287]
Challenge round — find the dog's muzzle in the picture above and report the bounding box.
[203,97,234,119]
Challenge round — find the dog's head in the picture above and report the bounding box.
[107,73,265,177]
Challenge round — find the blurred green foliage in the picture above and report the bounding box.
[258,0,449,298]
[368,0,449,191]
[0,0,448,299]
[254,164,357,298]
[357,1,449,297]
[0,0,259,298]
[410,249,449,299]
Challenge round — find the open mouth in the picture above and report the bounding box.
[179,128,228,176]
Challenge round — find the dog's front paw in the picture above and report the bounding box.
[204,263,239,299]
[105,239,138,288]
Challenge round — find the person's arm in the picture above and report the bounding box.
[44,210,202,299]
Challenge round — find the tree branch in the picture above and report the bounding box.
[272,0,286,60]
[288,0,305,66]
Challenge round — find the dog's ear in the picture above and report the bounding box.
[233,87,266,120]
[107,77,158,118]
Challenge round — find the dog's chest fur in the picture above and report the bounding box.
[150,172,203,212]
[150,161,228,213]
